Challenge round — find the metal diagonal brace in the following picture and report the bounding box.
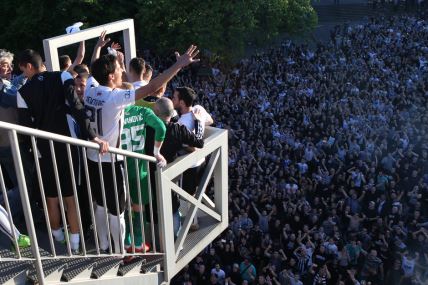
[170,183,221,222]
[174,149,220,256]
[202,193,215,208]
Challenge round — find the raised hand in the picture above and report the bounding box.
[110,42,122,51]
[116,51,125,67]
[175,45,200,68]
[96,31,111,48]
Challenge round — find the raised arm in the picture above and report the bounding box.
[68,41,85,72]
[91,31,110,64]
[134,45,199,101]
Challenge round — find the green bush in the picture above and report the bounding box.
[0,0,317,62]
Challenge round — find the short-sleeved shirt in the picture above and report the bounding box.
[132,80,159,109]
[84,84,136,162]
[121,105,165,204]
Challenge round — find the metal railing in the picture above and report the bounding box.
[0,120,228,284]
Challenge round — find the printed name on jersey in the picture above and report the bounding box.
[85,96,105,106]
[124,113,145,125]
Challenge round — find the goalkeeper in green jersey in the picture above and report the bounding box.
[121,104,166,253]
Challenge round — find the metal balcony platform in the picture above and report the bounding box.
[0,120,228,284]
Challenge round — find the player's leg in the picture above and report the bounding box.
[63,196,80,252]
[88,160,109,251]
[106,161,126,254]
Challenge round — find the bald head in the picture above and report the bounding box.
[154,97,174,121]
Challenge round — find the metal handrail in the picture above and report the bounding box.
[0,121,157,163]
[0,120,228,284]
[0,120,160,284]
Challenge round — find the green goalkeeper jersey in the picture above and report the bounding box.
[121,105,166,204]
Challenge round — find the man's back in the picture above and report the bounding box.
[18,71,72,136]
[161,122,204,163]
[178,104,210,133]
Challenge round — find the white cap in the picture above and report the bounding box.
[66,22,83,34]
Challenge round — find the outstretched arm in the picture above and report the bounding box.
[135,45,199,101]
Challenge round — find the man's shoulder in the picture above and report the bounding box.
[24,72,64,88]
[125,105,153,116]
[125,105,142,112]
[168,121,186,131]
[37,71,63,81]
[193,104,208,112]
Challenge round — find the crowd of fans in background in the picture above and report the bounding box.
[166,15,428,285]
[1,11,428,285]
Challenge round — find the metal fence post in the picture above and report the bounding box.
[155,167,175,282]
[9,130,45,285]
[214,131,229,228]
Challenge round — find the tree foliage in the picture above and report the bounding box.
[135,0,317,60]
[0,0,317,61]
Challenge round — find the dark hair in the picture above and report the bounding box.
[59,55,71,70]
[91,54,116,86]
[145,63,153,73]
[18,49,43,70]
[175,86,196,107]
[129,57,145,76]
[75,71,89,80]
[73,63,89,74]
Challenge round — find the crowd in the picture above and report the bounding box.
[1,12,428,285]
[0,30,204,256]
[167,15,428,285]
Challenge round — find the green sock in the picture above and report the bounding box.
[124,211,133,247]
[133,211,143,247]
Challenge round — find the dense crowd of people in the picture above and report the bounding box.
[1,11,428,285]
[167,15,428,285]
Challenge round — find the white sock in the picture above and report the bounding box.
[52,228,64,242]
[70,233,80,250]
[109,213,125,254]
[95,206,109,251]
[0,205,20,241]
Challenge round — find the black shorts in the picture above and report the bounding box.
[88,159,125,216]
[182,163,205,196]
[38,141,80,198]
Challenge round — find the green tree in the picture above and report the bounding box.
[0,0,136,57]
[0,0,317,62]
[135,0,316,60]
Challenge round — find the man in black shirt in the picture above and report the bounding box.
[152,97,204,162]
[146,97,204,237]
[16,49,101,253]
